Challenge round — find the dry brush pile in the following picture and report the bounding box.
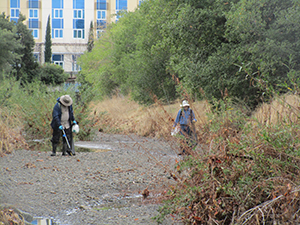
[154,94,300,225]
[0,109,28,157]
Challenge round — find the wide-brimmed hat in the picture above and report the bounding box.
[60,95,73,106]
[180,100,190,107]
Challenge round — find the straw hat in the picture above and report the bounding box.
[60,95,73,106]
[180,100,190,107]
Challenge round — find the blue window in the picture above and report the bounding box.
[52,0,63,8]
[96,0,106,10]
[97,10,106,20]
[29,19,39,28]
[116,0,127,10]
[96,20,106,29]
[73,9,84,19]
[73,0,84,39]
[73,29,84,38]
[10,0,20,22]
[11,9,19,18]
[52,0,64,38]
[10,0,20,8]
[116,0,127,21]
[53,29,63,38]
[31,29,38,38]
[73,19,84,29]
[29,9,38,18]
[53,55,63,61]
[73,0,84,9]
[28,0,39,8]
[52,54,64,68]
[54,9,63,18]
[52,19,64,28]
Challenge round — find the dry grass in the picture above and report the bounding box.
[0,108,28,156]
[89,96,210,138]
[251,94,300,125]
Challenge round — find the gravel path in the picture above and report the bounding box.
[0,133,183,225]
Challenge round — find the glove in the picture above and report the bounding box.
[59,125,64,130]
[73,120,77,124]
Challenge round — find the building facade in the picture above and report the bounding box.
[0,0,142,76]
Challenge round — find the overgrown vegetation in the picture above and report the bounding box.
[1,0,300,224]
[1,78,300,224]
[79,0,300,108]
[0,13,68,85]
[0,78,96,154]
[153,94,300,224]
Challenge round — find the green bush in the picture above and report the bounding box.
[39,63,69,85]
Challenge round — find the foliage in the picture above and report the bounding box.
[78,0,300,108]
[211,0,300,107]
[39,63,69,85]
[78,29,117,99]
[154,96,300,224]
[0,77,96,151]
[0,13,22,76]
[0,13,39,83]
[79,0,178,104]
[44,15,52,63]
[13,14,39,83]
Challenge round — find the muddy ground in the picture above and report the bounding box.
[0,132,185,225]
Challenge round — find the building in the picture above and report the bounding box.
[0,0,142,77]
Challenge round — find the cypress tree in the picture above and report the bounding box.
[44,15,52,63]
[87,21,94,52]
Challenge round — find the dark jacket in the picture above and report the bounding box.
[50,97,75,129]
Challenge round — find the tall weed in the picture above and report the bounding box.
[0,78,95,151]
[155,95,300,224]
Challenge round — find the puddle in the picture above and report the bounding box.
[74,142,113,152]
[31,218,60,225]
[74,142,112,150]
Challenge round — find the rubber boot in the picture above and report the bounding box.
[62,142,68,156]
[51,143,57,156]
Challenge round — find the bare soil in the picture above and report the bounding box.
[0,132,183,225]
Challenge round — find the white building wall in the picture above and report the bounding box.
[0,0,142,75]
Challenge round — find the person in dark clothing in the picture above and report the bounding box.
[173,100,197,155]
[50,95,77,156]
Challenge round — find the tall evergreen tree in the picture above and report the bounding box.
[44,15,52,63]
[14,13,39,82]
[0,13,22,75]
[87,21,94,52]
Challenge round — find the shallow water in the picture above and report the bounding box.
[31,218,60,225]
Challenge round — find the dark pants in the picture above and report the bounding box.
[51,127,72,152]
[180,125,191,137]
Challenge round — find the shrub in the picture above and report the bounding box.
[39,63,69,85]
[154,95,300,224]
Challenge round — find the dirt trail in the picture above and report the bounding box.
[0,133,183,225]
